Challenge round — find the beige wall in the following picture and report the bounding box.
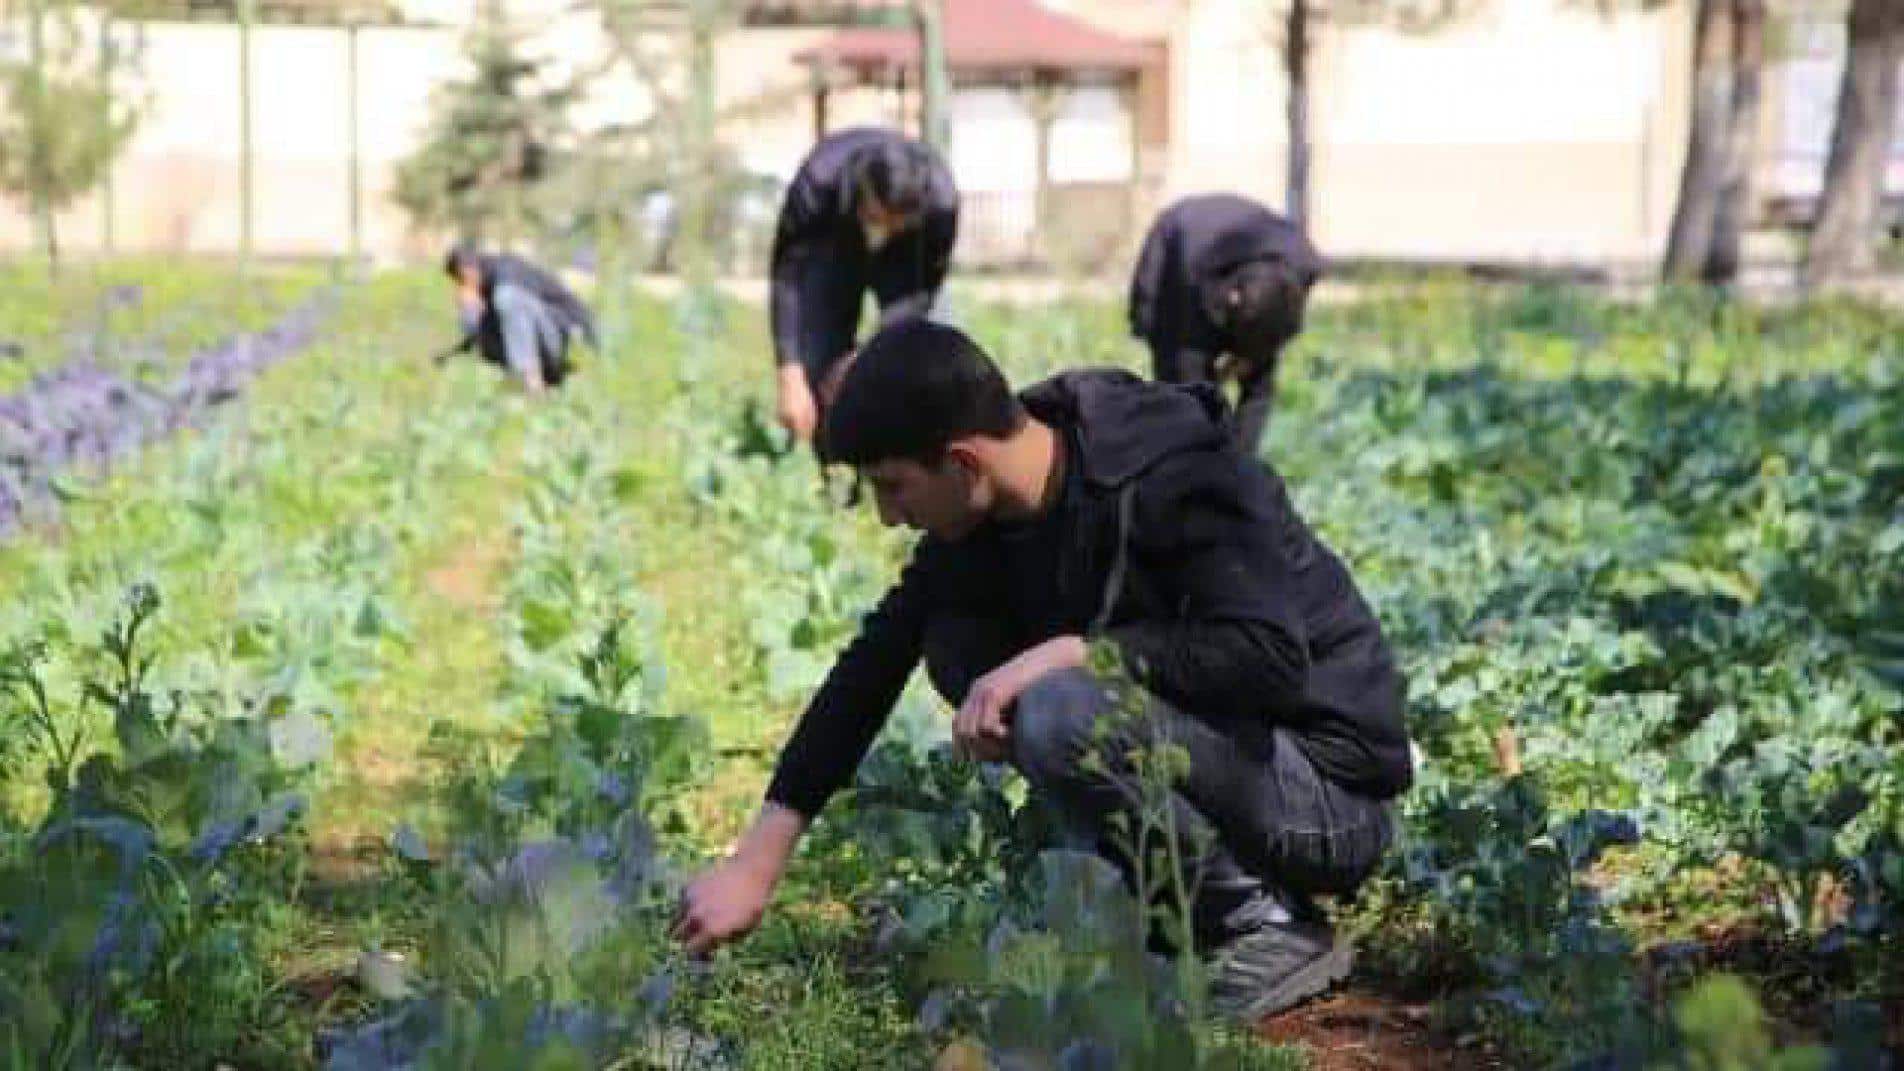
[0,5,827,261]
[0,0,1739,270]
[0,15,465,259]
[1087,0,1694,264]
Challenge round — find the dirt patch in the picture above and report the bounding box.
[306,832,391,885]
[1257,989,1495,1071]
[424,537,506,611]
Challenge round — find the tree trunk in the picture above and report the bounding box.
[100,13,118,255]
[1284,0,1312,233]
[915,0,951,153]
[681,1,716,289]
[1703,0,1765,285]
[1664,0,1736,281]
[1805,0,1904,289]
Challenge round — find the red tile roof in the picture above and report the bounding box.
[795,0,1159,75]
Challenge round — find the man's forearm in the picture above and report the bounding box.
[732,801,809,879]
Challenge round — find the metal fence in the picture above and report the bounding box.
[956,182,1142,271]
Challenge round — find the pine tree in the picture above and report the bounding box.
[393,7,585,245]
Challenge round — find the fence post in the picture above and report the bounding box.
[238,0,255,274]
[346,19,362,271]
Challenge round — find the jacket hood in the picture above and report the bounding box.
[1020,369,1231,489]
[1199,216,1322,286]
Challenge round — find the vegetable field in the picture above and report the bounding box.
[0,263,1898,1069]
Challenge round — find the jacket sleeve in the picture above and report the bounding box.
[764,547,933,818]
[1128,216,1172,339]
[769,168,832,369]
[1104,455,1309,718]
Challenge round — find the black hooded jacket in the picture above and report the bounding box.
[1128,194,1320,356]
[764,370,1412,819]
[769,128,959,382]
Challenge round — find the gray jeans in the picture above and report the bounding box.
[493,283,571,387]
[925,617,1393,949]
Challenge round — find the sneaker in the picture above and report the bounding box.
[1208,916,1353,1022]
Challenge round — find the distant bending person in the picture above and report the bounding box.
[769,127,959,451]
[1129,194,1320,454]
[440,245,597,393]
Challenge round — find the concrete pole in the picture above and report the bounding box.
[347,20,363,270]
[238,0,255,272]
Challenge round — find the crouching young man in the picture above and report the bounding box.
[674,320,1412,1021]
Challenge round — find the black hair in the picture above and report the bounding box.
[443,242,484,279]
[821,320,1025,467]
[852,140,936,218]
[1207,258,1313,354]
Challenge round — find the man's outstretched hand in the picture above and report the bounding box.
[674,857,774,955]
[776,364,819,443]
[673,803,808,956]
[953,635,1087,764]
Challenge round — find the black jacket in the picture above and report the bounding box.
[1128,194,1320,355]
[765,370,1412,818]
[769,128,959,379]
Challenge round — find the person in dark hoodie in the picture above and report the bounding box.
[769,127,958,449]
[675,320,1411,1023]
[1129,194,1321,454]
[439,245,598,393]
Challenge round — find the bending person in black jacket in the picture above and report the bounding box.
[1129,194,1320,454]
[769,127,958,449]
[676,320,1412,1024]
[440,245,597,393]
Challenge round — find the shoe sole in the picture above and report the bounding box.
[1231,936,1354,1023]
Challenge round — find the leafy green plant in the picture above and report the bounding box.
[0,584,318,1067]
[1651,974,1828,1071]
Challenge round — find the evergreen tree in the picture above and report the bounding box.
[394,7,585,244]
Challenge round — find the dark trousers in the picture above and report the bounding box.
[925,616,1391,949]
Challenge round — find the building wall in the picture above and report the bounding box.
[6,0,1855,271]
[2,14,463,260]
[0,4,828,262]
[1131,0,1693,264]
